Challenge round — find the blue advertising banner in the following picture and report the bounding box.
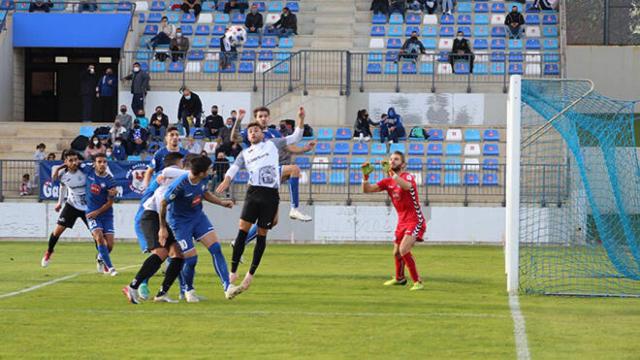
[39,161,151,201]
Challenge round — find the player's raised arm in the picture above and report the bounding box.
[143,167,154,189]
[217,152,245,193]
[52,164,67,180]
[361,162,382,193]
[230,108,245,144]
[204,191,234,208]
[284,106,305,145]
[287,140,315,154]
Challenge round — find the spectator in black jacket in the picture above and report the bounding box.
[177,88,203,136]
[505,6,525,39]
[124,62,150,114]
[269,7,297,37]
[244,4,263,34]
[398,31,426,63]
[389,0,405,16]
[149,106,169,140]
[370,0,389,16]
[29,0,52,12]
[127,119,149,155]
[80,64,98,122]
[204,105,225,139]
[424,0,436,14]
[224,0,248,14]
[449,31,475,73]
[353,109,379,142]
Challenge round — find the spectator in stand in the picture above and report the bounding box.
[185,137,203,154]
[47,153,56,161]
[135,109,149,129]
[424,0,436,14]
[389,0,406,16]
[269,7,297,37]
[244,4,263,35]
[127,119,149,155]
[149,106,169,140]
[116,105,133,131]
[124,62,150,115]
[370,0,389,16]
[449,30,475,73]
[97,68,117,123]
[80,64,98,122]
[147,16,176,49]
[85,135,107,160]
[105,146,114,161]
[178,88,203,136]
[29,0,52,12]
[79,0,97,12]
[34,143,46,162]
[505,5,525,39]
[110,119,128,144]
[112,137,128,160]
[407,0,422,11]
[353,109,379,142]
[224,0,248,14]
[217,139,242,158]
[181,0,201,17]
[441,0,453,15]
[398,31,426,63]
[218,117,234,144]
[20,174,33,196]
[204,105,225,139]
[380,107,406,144]
[212,151,230,185]
[230,110,239,125]
[170,28,190,62]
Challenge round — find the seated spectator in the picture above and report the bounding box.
[268,7,297,37]
[398,31,426,63]
[181,0,201,17]
[423,0,436,14]
[116,105,133,131]
[20,174,33,196]
[224,0,248,14]
[389,0,405,16]
[149,107,168,140]
[151,106,169,133]
[204,105,225,139]
[79,0,97,12]
[46,153,56,161]
[230,110,238,126]
[112,137,128,161]
[217,139,242,158]
[127,119,149,155]
[212,151,230,184]
[105,146,114,161]
[85,135,107,160]
[244,4,263,34]
[370,0,389,16]
[29,0,52,12]
[135,109,149,129]
[441,0,453,15]
[505,6,525,39]
[218,117,234,144]
[148,16,176,50]
[449,30,475,73]
[186,137,204,154]
[353,109,379,142]
[110,119,128,144]
[178,88,203,136]
[170,28,190,62]
[407,0,422,12]
[380,107,406,143]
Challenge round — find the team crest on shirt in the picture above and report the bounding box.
[90,183,102,194]
[126,163,149,195]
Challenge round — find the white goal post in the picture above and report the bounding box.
[505,75,521,294]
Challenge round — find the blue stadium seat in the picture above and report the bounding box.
[193,36,208,48]
[371,25,385,36]
[458,26,471,37]
[426,173,442,185]
[544,39,559,50]
[203,61,219,73]
[407,158,423,170]
[139,62,150,72]
[464,129,481,142]
[262,37,278,48]
[242,36,259,48]
[401,63,417,74]
[79,126,95,137]
[311,172,327,185]
[427,143,443,156]
[475,2,489,13]
[457,2,472,12]
[350,157,366,169]
[543,14,558,25]
[202,1,215,11]
[544,64,560,76]
[384,63,398,74]
[241,51,256,61]
[419,63,434,75]
[144,25,159,35]
[385,50,399,62]
[405,13,421,24]
[259,50,274,61]
[212,25,226,36]
[508,39,523,50]
[286,2,299,12]
[482,173,499,186]
[335,128,352,140]
[441,14,454,25]
[525,14,540,25]
[491,51,505,62]
[368,52,383,62]
[492,3,505,12]
[457,14,472,25]
[352,143,369,155]
[279,37,294,48]
[195,24,210,35]
[387,38,402,49]
[474,14,489,25]
[543,26,559,37]
[371,143,387,155]
[525,3,539,13]
[389,14,403,25]
[274,63,289,74]
[427,129,444,141]
[187,50,204,61]
[239,62,254,73]
[445,143,462,156]
[317,128,333,140]
[483,129,500,141]
[232,13,246,24]
[422,38,437,49]
[408,143,424,156]
[490,63,505,75]
[349,171,363,185]
[526,39,541,50]
[150,1,165,11]
[427,158,442,170]
[182,13,196,23]
[405,26,420,37]
[440,26,455,37]
[168,62,184,73]
[390,143,405,153]
[464,173,480,186]
[422,26,437,37]
[295,156,311,170]
[474,26,489,37]
[372,13,387,24]
[315,143,331,155]
[444,172,461,186]
[331,157,348,169]
[268,1,283,12]
[454,62,470,74]
[117,1,132,11]
[473,39,489,50]
[330,172,346,185]
[167,14,179,24]
[333,142,350,155]
[180,25,193,35]
[147,12,162,23]
[99,1,115,11]
[275,52,292,61]
[474,63,488,75]
[491,26,506,37]
[220,62,237,73]
[151,61,166,73]
[234,171,249,184]
[367,63,382,74]
[136,51,151,61]
[483,158,499,171]
[483,143,500,156]
[491,39,506,50]
[215,13,230,24]
[509,63,523,75]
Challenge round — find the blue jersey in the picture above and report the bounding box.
[164,173,209,223]
[150,147,189,173]
[241,128,281,147]
[85,170,116,215]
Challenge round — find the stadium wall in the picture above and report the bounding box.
[0,202,504,244]
[0,26,14,123]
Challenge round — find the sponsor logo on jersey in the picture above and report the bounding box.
[191,195,202,207]
[90,183,102,194]
[126,163,149,195]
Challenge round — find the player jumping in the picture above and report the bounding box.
[216,107,306,297]
[361,151,425,291]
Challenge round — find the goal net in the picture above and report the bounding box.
[506,76,640,297]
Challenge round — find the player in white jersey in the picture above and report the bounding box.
[216,107,306,297]
[41,151,91,267]
[123,152,190,304]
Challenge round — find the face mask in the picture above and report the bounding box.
[177,33,182,38]
[133,67,140,73]
[226,124,232,128]
[185,95,191,100]
[120,108,126,113]
[106,151,112,157]
[93,140,99,145]
[89,68,95,74]
[212,111,218,115]
[457,36,463,40]
[251,9,257,14]
[114,141,121,147]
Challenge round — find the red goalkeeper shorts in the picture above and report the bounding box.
[394,222,426,245]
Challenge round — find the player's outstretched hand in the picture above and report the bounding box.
[381,160,391,176]
[238,109,246,118]
[158,226,168,246]
[361,162,374,181]
[86,211,98,220]
[298,106,305,120]
[215,179,230,194]
[221,199,234,209]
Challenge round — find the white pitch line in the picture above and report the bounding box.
[0,264,139,300]
[509,293,531,360]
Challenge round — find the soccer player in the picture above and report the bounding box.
[123,152,189,304]
[41,150,90,267]
[159,155,240,301]
[361,151,425,291]
[216,107,306,297]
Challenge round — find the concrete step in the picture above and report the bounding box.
[314,15,356,25]
[313,26,355,36]
[311,39,354,49]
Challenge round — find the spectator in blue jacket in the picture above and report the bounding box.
[97,68,117,122]
[112,137,128,160]
[380,107,406,143]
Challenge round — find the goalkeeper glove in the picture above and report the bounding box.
[381,160,391,177]
[361,162,374,181]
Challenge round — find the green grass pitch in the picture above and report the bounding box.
[0,242,638,359]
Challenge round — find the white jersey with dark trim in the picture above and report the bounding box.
[58,169,88,211]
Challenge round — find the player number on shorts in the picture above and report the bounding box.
[178,240,189,251]
[88,219,97,229]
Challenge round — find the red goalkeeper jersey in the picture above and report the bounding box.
[376,172,424,225]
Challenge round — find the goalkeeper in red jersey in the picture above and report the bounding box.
[361,151,425,291]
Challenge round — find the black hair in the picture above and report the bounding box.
[164,152,185,168]
[166,126,180,134]
[94,153,107,160]
[182,153,198,170]
[190,155,212,175]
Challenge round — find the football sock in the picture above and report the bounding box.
[231,230,248,273]
[289,177,300,209]
[160,257,184,294]
[181,256,198,292]
[97,244,113,269]
[394,254,405,280]
[249,235,267,275]
[401,252,420,283]
[245,224,258,245]
[208,243,231,291]
[130,254,162,289]
[47,233,60,253]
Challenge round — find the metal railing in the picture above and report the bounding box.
[0,8,8,34]
[0,160,41,201]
